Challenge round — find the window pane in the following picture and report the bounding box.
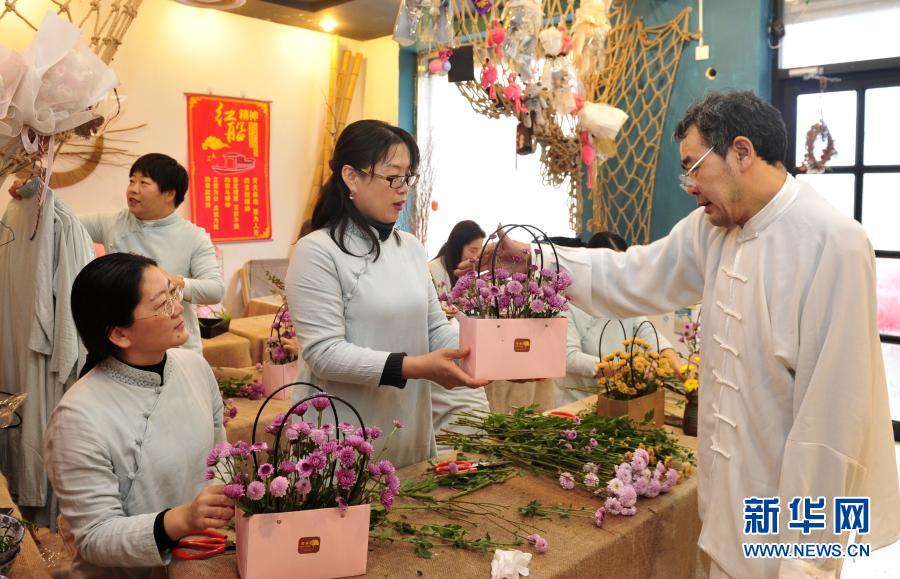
[795,91,856,169]
[796,173,855,219]
[864,86,900,166]
[417,71,575,258]
[882,342,900,422]
[780,7,900,69]
[877,258,900,339]
[862,173,900,252]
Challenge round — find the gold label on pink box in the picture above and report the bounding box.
[297,537,321,554]
[514,338,531,352]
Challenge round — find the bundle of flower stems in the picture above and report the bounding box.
[436,406,694,497]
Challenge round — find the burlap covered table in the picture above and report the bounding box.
[225,397,294,446]
[228,315,298,366]
[0,472,51,578]
[485,380,560,414]
[202,332,252,368]
[228,315,277,365]
[169,420,701,578]
[245,294,284,317]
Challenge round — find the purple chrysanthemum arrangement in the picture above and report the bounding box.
[438,246,572,319]
[266,303,298,364]
[208,392,400,515]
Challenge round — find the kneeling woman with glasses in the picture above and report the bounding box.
[44,253,233,578]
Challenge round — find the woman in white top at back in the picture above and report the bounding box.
[556,232,680,406]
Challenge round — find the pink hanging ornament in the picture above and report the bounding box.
[481,58,498,100]
[487,19,505,60]
[504,72,527,115]
[559,22,575,54]
[581,130,596,188]
[430,48,453,75]
[574,94,585,114]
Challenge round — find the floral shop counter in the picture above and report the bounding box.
[169,403,700,579]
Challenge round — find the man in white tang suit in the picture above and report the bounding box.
[482,91,900,577]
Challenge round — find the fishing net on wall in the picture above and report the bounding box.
[588,7,694,242]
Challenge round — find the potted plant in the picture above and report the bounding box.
[0,514,25,575]
[438,225,570,380]
[196,304,232,339]
[207,386,399,579]
[261,303,298,400]
[592,320,674,427]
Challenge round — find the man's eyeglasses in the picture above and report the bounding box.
[135,286,183,320]
[356,168,419,189]
[678,146,715,192]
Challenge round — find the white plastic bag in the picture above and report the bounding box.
[6,11,118,140]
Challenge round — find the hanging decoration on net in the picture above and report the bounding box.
[392,0,696,243]
[0,1,141,185]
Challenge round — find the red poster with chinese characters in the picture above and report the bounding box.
[186,94,272,241]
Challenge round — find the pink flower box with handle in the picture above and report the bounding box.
[235,503,371,579]
[459,316,567,380]
[209,386,393,579]
[439,225,573,381]
[261,361,297,400]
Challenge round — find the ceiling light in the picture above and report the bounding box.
[319,17,337,33]
[174,0,247,10]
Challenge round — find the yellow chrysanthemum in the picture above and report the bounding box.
[684,379,699,392]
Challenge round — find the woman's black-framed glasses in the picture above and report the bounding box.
[356,168,419,189]
[135,286,184,320]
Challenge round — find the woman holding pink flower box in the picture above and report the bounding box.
[287,120,488,469]
[43,253,233,577]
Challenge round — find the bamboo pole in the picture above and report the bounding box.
[336,53,364,136]
[304,36,340,222]
[324,49,352,186]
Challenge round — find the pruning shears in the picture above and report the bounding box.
[172,529,234,560]
[434,459,510,475]
[546,410,579,420]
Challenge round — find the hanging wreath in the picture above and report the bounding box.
[800,121,836,174]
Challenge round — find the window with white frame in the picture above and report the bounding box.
[776,0,900,438]
[779,0,900,69]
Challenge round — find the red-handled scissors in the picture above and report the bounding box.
[173,529,232,560]
[546,410,579,420]
[434,460,477,475]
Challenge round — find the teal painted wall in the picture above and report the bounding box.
[397,46,418,232]
[621,0,773,241]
